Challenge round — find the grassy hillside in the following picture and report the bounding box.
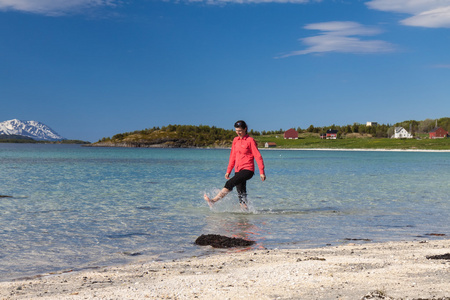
[255,133,450,150]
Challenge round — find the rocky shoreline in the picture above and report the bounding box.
[86,140,230,148]
[86,140,190,148]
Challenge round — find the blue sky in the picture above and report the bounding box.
[1,0,450,141]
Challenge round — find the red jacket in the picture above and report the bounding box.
[227,135,265,174]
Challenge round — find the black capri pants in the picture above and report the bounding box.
[224,170,254,204]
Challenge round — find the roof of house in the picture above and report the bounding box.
[284,128,298,138]
[430,127,446,133]
[284,128,298,133]
[394,127,407,133]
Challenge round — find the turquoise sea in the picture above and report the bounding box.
[1,144,449,281]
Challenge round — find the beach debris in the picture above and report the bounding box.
[426,253,450,260]
[297,257,326,262]
[195,234,255,248]
[411,298,450,300]
[361,290,394,299]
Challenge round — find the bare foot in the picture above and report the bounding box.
[204,194,214,209]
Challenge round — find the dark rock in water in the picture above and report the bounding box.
[425,233,446,236]
[122,251,143,256]
[0,195,13,198]
[426,253,450,260]
[136,206,158,211]
[195,234,255,248]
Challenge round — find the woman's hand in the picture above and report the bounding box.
[260,174,266,181]
[225,173,230,180]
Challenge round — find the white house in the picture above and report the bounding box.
[392,127,413,139]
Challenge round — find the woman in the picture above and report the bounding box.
[204,120,266,210]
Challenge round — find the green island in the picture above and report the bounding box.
[92,118,450,151]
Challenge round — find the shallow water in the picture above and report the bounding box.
[0,144,449,280]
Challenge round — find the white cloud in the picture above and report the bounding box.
[278,21,395,57]
[304,21,383,36]
[367,0,450,28]
[0,0,120,16]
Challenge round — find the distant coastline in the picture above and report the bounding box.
[89,134,450,151]
[86,141,450,152]
[92,123,450,151]
[0,139,90,144]
[261,147,450,152]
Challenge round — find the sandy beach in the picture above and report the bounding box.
[1,239,449,300]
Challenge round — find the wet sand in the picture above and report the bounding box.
[1,239,449,300]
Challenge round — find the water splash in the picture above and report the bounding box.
[203,188,259,214]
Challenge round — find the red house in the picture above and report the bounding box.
[284,128,298,139]
[429,127,448,139]
[326,129,338,140]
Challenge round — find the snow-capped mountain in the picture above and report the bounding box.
[0,119,65,141]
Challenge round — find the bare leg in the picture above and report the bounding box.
[204,188,230,208]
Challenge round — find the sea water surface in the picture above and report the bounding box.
[0,144,449,281]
